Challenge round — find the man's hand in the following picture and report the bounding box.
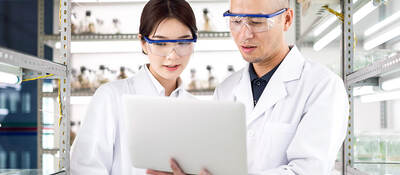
[146,158,211,175]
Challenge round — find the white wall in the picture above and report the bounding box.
[387,100,400,130]
[354,97,381,135]
[353,97,400,136]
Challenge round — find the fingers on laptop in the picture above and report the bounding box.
[170,158,186,175]
[170,158,211,175]
[145,158,185,175]
[146,159,211,175]
[146,169,172,175]
[199,169,211,175]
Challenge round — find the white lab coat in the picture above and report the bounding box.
[71,65,194,175]
[214,46,349,175]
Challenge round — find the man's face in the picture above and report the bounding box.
[229,0,289,64]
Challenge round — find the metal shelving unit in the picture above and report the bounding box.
[42,89,214,97]
[297,0,400,174]
[341,0,400,174]
[346,53,400,85]
[342,0,355,173]
[36,0,71,174]
[41,31,229,97]
[44,34,139,41]
[342,45,400,175]
[42,31,231,42]
[0,1,70,174]
[41,33,230,98]
[0,48,66,78]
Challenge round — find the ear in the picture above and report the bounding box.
[138,34,148,55]
[283,8,294,32]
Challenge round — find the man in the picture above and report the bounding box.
[214,0,349,174]
[149,0,349,174]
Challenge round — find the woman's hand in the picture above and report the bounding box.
[146,158,210,175]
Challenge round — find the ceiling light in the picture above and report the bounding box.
[363,25,400,50]
[313,16,337,37]
[381,77,400,91]
[360,90,400,103]
[0,63,22,85]
[313,26,341,51]
[364,11,400,37]
[353,86,375,96]
[0,108,9,117]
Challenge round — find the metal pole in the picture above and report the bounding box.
[59,0,71,173]
[37,0,45,172]
[295,0,302,49]
[378,5,388,130]
[380,101,387,128]
[342,0,355,174]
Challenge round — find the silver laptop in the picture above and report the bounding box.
[123,95,248,175]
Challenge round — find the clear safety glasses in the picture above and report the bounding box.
[144,36,197,57]
[223,8,288,33]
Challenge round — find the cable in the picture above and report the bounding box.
[322,5,344,23]
[23,73,65,170]
[22,74,54,82]
[322,5,358,49]
[58,0,67,170]
[50,170,66,175]
[22,74,63,124]
[58,79,63,126]
[59,0,62,27]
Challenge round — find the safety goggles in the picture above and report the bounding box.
[223,8,288,33]
[144,36,197,57]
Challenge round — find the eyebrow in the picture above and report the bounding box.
[152,35,192,39]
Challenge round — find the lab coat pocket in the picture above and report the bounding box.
[259,122,298,169]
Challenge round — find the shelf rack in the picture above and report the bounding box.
[0,1,70,174]
[36,0,71,174]
[42,31,231,42]
[342,0,355,173]
[341,1,400,174]
[0,47,66,78]
[346,53,400,85]
[42,89,214,97]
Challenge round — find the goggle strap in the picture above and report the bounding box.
[223,8,287,18]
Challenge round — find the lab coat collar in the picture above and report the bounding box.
[143,64,183,97]
[234,45,305,126]
[232,65,255,118]
[277,45,305,82]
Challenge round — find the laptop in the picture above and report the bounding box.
[123,95,248,175]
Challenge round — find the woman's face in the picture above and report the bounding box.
[141,18,194,82]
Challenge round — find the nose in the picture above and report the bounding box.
[239,23,254,40]
[166,48,180,60]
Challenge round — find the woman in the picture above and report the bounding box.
[70,0,208,174]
